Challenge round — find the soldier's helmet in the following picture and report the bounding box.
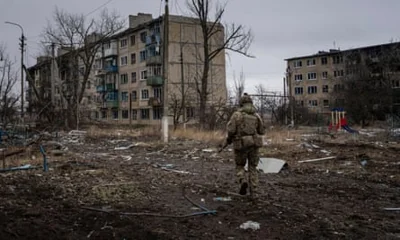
[239,93,253,106]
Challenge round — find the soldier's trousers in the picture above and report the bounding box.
[234,147,259,193]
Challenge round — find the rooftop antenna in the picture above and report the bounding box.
[333,41,336,49]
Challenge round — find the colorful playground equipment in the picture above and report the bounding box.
[328,108,358,133]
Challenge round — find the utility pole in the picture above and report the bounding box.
[51,43,56,106]
[161,0,169,143]
[180,42,186,129]
[129,92,132,127]
[19,31,25,122]
[283,77,287,125]
[5,21,25,123]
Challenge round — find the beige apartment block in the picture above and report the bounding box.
[286,49,346,114]
[285,42,400,115]
[93,13,227,125]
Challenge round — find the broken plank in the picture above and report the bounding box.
[298,156,336,163]
[383,208,400,211]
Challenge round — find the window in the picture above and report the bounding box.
[307,59,316,66]
[131,53,136,64]
[140,70,148,80]
[130,35,136,46]
[308,100,318,107]
[153,108,163,120]
[101,110,107,119]
[294,87,303,95]
[131,72,137,83]
[132,109,137,120]
[122,110,129,119]
[323,100,330,108]
[308,86,317,94]
[322,71,328,79]
[132,91,137,101]
[140,109,150,119]
[120,38,127,48]
[112,110,118,119]
[151,65,162,76]
[294,60,302,68]
[140,50,147,62]
[321,57,328,65]
[140,32,147,43]
[107,91,118,101]
[332,55,343,64]
[86,81,91,89]
[322,85,329,93]
[153,87,162,99]
[120,73,128,84]
[308,72,317,80]
[121,92,128,102]
[141,89,149,100]
[120,56,128,66]
[334,70,344,77]
[334,84,345,92]
[294,74,303,81]
[296,100,304,106]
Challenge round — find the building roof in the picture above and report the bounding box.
[284,42,400,61]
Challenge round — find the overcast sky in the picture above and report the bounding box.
[1,0,400,94]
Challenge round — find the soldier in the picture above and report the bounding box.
[226,93,265,198]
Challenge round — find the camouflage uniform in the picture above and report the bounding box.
[227,93,265,196]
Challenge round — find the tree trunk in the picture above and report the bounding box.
[199,37,210,129]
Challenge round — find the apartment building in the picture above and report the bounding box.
[285,42,400,114]
[27,46,97,118]
[27,13,227,125]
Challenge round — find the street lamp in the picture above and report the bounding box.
[5,21,25,123]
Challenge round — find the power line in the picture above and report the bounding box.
[85,0,114,17]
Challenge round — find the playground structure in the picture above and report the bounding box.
[328,108,358,133]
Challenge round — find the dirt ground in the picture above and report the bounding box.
[0,129,399,240]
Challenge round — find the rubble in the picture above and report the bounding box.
[0,127,398,239]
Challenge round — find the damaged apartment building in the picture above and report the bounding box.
[27,13,227,125]
[285,42,400,116]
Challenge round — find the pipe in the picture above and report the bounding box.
[39,145,48,172]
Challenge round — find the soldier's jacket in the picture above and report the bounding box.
[227,103,265,150]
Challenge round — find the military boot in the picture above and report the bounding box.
[239,179,248,195]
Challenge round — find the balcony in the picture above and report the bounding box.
[146,55,162,65]
[145,34,161,46]
[104,65,118,73]
[105,83,116,91]
[96,85,105,92]
[104,47,118,57]
[147,76,163,86]
[95,70,105,76]
[106,100,119,108]
[148,97,162,107]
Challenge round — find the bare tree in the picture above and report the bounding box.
[40,7,124,128]
[0,44,20,127]
[253,84,284,124]
[232,68,245,105]
[186,0,254,128]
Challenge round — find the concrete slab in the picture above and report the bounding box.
[245,158,287,173]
